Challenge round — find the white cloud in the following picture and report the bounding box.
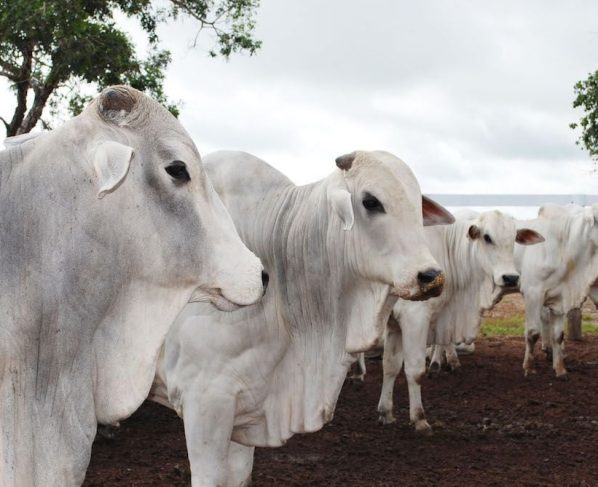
[3,1,598,216]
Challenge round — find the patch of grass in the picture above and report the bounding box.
[582,321,598,334]
[481,315,525,337]
[481,315,598,337]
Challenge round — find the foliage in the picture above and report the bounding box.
[480,314,598,337]
[0,0,261,136]
[571,71,598,160]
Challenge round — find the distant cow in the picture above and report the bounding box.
[377,210,543,433]
[0,87,264,486]
[515,203,598,378]
[151,150,453,486]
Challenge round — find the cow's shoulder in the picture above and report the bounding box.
[204,151,293,199]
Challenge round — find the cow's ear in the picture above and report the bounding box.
[516,228,545,245]
[93,141,134,199]
[468,224,481,240]
[328,189,354,230]
[422,195,454,226]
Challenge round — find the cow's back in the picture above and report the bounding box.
[203,151,293,217]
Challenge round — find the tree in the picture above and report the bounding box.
[571,71,598,160]
[0,0,261,137]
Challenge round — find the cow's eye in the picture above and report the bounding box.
[483,234,493,244]
[362,193,385,213]
[165,160,190,183]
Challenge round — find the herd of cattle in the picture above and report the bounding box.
[1,85,597,486]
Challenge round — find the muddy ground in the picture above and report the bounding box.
[84,296,598,486]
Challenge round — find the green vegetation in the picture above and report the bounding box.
[571,71,598,160]
[481,314,598,337]
[0,0,261,136]
[481,315,525,337]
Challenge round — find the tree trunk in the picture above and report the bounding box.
[16,84,54,135]
[6,45,34,137]
[6,80,30,137]
[566,308,583,341]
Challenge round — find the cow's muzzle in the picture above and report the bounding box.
[414,269,445,300]
[501,274,519,288]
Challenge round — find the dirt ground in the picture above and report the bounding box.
[84,295,598,486]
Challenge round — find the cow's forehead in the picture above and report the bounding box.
[347,151,421,204]
[155,128,200,161]
[477,211,516,239]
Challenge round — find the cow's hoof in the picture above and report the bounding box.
[348,374,365,383]
[378,412,396,425]
[97,423,120,440]
[414,420,433,436]
[428,362,441,376]
[449,364,462,373]
[523,368,536,377]
[555,371,569,381]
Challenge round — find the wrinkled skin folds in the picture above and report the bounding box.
[0,86,263,486]
[152,150,453,486]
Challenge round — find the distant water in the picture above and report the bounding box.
[447,206,541,220]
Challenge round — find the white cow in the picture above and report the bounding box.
[377,210,543,432]
[0,86,265,486]
[151,150,454,486]
[427,210,526,372]
[516,203,598,378]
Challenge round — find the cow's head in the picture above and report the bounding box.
[466,210,543,289]
[329,150,453,301]
[86,85,266,310]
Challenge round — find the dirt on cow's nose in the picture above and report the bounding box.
[416,271,445,300]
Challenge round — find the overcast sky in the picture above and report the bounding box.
[3,1,598,213]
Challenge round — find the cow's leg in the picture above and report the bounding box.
[402,316,432,434]
[540,306,552,359]
[227,441,255,487]
[550,313,568,379]
[445,343,461,371]
[349,352,367,381]
[182,388,236,487]
[428,344,445,374]
[377,323,403,425]
[523,292,543,376]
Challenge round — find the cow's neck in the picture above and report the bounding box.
[234,180,392,446]
[443,220,485,291]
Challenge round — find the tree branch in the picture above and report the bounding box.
[0,59,19,77]
[17,63,61,135]
[0,116,9,132]
[6,42,34,137]
[0,70,17,80]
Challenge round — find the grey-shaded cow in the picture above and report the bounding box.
[516,203,598,378]
[0,87,264,485]
[151,150,453,486]
[376,210,543,433]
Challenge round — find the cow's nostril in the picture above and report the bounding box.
[502,274,519,287]
[418,269,441,285]
[261,271,270,294]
